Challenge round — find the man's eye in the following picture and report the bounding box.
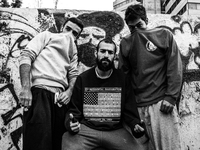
[137,23,142,27]
[108,52,114,55]
[100,50,106,53]
[65,26,72,31]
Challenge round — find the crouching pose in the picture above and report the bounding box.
[62,38,147,150]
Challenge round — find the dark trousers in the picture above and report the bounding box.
[23,87,67,150]
[62,124,143,150]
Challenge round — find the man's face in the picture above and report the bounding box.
[76,26,106,67]
[77,26,106,46]
[62,21,82,39]
[127,18,147,32]
[95,41,115,71]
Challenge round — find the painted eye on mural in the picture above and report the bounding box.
[80,33,90,38]
[92,34,105,40]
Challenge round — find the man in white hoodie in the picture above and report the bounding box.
[19,17,84,150]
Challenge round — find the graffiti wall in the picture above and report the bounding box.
[0,7,200,150]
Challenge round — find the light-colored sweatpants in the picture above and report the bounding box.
[137,101,182,150]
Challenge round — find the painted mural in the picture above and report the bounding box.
[0,7,200,150]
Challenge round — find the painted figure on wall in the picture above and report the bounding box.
[76,11,124,73]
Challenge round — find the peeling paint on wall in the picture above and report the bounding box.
[0,8,200,150]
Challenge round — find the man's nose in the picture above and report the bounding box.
[104,51,109,57]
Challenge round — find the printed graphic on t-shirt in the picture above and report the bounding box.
[83,87,121,122]
[146,40,157,51]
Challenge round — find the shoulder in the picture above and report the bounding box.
[144,27,174,41]
[38,30,52,36]
[153,27,173,36]
[121,34,132,43]
[78,67,95,78]
[33,31,52,40]
[113,68,124,73]
[113,69,126,78]
[120,34,133,57]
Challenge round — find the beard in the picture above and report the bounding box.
[77,42,96,67]
[96,57,114,71]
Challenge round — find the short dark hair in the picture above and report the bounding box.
[125,4,148,25]
[63,17,84,33]
[96,38,117,53]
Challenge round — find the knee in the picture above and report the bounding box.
[62,132,72,149]
[62,132,83,150]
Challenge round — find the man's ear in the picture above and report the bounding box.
[60,25,63,32]
[114,54,117,60]
[94,49,97,58]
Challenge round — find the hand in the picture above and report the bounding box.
[134,120,144,133]
[69,113,80,132]
[19,87,32,111]
[57,89,72,105]
[134,120,149,144]
[160,100,174,114]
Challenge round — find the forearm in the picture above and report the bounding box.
[166,34,183,103]
[64,82,83,132]
[19,64,31,88]
[67,77,77,97]
[19,64,33,108]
